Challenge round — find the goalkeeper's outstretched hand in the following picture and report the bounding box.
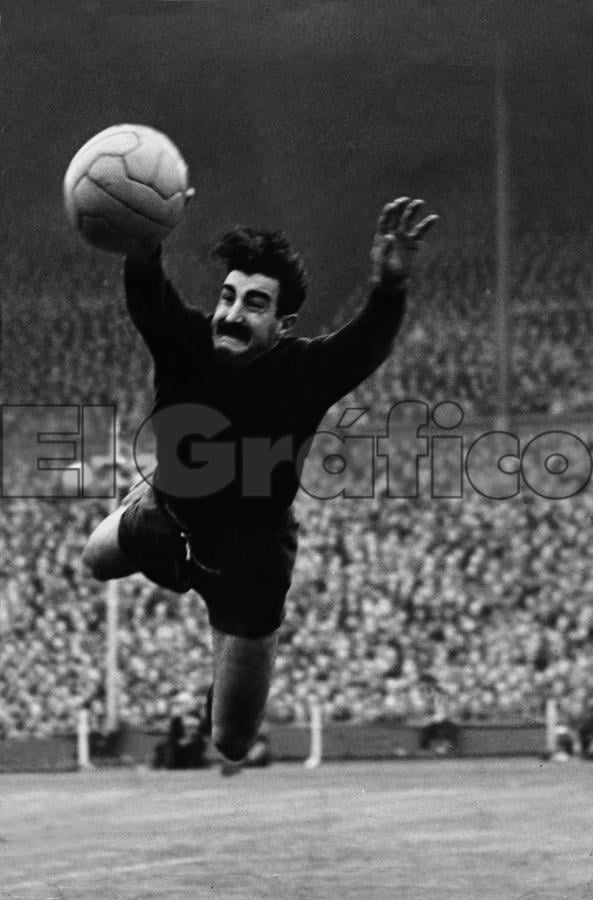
[370,197,438,290]
[126,187,195,263]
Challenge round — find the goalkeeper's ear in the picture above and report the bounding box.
[278,313,298,335]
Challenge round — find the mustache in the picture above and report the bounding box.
[216,322,251,341]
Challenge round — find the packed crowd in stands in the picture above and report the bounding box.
[2,229,593,737]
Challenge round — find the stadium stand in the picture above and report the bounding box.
[2,232,593,738]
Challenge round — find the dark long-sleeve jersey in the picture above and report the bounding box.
[124,251,407,530]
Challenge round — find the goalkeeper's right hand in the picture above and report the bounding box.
[127,187,193,262]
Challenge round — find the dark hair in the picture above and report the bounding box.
[212,227,308,317]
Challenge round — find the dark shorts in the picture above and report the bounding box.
[117,480,299,639]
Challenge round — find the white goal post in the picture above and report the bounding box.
[303,696,323,769]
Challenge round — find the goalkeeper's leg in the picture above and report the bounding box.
[82,507,137,580]
[202,513,297,762]
[210,626,279,762]
[82,480,191,588]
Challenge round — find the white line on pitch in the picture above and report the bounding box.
[4,854,206,891]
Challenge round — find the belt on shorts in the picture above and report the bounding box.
[162,501,222,576]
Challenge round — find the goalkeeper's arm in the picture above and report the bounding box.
[124,244,190,345]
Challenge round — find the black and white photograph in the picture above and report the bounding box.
[2,1,593,897]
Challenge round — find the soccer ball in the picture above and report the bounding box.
[63,124,190,254]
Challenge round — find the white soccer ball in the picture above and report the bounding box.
[63,124,190,254]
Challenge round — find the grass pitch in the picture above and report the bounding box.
[1,758,593,899]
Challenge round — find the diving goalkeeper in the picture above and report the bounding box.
[83,197,438,761]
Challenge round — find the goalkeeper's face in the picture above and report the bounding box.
[212,270,292,366]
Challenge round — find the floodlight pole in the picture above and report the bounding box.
[105,414,121,735]
[495,40,511,431]
[105,564,119,734]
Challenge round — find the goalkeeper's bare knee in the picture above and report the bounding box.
[82,509,134,581]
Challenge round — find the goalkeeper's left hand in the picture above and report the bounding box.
[370,197,438,290]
